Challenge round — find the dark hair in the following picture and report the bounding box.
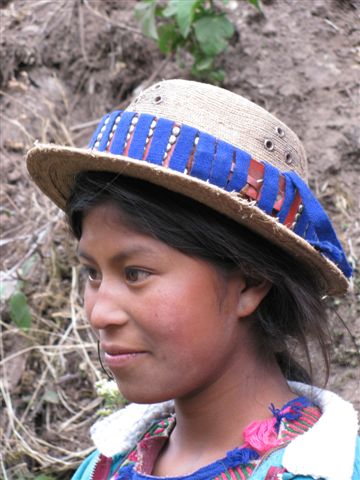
[67,171,331,384]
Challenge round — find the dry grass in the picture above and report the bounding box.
[0,190,105,476]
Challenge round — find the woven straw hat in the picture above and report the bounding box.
[26,79,351,295]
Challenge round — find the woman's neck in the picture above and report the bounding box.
[152,354,296,477]
[175,358,294,448]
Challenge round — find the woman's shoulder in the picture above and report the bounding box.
[252,383,359,480]
[251,436,360,479]
[90,401,174,458]
[283,382,359,479]
[71,402,174,480]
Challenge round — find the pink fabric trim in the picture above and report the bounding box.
[242,416,282,455]
[135,436,168,474]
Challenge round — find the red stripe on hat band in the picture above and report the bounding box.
[143,136,153,161]
[162,123,181,168]
[123,128,137,157]
[284,191,302,228]
[240,159,299,227]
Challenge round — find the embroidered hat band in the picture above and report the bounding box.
[26,79,352,295]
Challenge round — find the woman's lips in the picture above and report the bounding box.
[104,351,146,368]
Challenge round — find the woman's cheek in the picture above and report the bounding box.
[83,285,94,322]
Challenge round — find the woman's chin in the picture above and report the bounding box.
[115,380,175,405]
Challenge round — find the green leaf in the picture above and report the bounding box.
[134,1,158,40]
[176,0,200,38]
[162,0,177,18]
[9,292,32,331]
[193,55,214,72]
[209,69,225,83]
[194,14,234,57]
[158,23,180,54]
[248,0,262,12]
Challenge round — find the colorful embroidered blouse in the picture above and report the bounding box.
[111,396,321,480]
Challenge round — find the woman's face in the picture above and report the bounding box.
[78,202,250,404]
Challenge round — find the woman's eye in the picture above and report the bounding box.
[82,266,101,283]
[124,268,150,283]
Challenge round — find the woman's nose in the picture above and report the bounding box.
[86,282,129,330]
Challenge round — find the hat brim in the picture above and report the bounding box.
[26,144,349,295]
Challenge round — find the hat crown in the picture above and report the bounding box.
[128,79,308,180]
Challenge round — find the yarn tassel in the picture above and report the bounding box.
[225,447,259,468]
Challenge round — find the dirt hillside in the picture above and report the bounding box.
[1,0,359,478]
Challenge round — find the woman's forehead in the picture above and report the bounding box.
[82,199,143,235]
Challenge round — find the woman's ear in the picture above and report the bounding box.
[236,277,272,318]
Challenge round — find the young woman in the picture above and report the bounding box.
[27,80,359,479]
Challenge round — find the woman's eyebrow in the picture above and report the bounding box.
[76,245,159,263]
[76,249,93,261]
